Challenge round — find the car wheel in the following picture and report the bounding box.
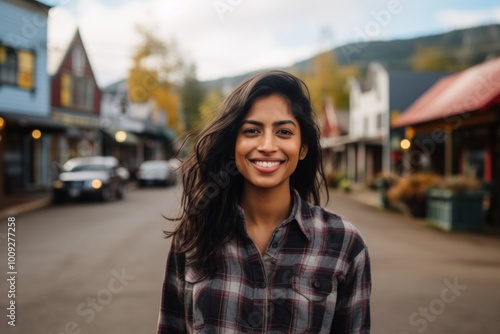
[116,183,125,200]
[100,186,111,202]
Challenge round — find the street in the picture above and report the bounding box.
[1,186,500,334]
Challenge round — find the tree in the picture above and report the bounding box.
[411,45,465,72]
[128,25,184,132]
[198,89,223,126]
[296,51,359,112]
[181,64,205,131]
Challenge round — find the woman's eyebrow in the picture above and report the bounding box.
[241,119,297,127]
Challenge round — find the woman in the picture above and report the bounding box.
[157,70,371,333]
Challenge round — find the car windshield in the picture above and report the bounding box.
[64,164,109,172]
[141,163,168,171]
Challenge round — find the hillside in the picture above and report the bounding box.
[202,24,500,90]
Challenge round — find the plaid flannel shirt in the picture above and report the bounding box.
[157,189,371,333]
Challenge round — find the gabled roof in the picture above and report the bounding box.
[393,57,500,128]
[387,70,449,111]
[51,28,99,88]
[102,79,127,94]
[320,97,347,138]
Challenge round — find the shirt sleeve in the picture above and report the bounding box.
[331,245,371,334]
[157,237,187,334]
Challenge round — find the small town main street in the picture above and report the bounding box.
[1,186,499,334]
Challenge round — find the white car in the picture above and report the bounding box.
[52,156,129,203]
[136,160,176,187]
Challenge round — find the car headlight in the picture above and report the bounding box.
[53,180,63,189]
[91,179,102,189]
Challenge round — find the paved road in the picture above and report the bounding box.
[0,185,180,334]
[328,192,500,334]
[0,187,499,334]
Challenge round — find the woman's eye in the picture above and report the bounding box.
[243,128,259,134]
[277,129,292,135]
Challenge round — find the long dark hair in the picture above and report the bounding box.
[166,70,328,268]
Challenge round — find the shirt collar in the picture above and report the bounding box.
[289,188,313,241]
[236,188,313,241]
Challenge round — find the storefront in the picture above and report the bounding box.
[0,114,67,195]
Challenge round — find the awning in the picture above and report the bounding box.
[157,126,177,142]
[393,57,500,128]
[0,113,68,131]
[321,135,383,149]
[102,129,139,145]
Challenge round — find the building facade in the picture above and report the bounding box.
[0,0,65,201]
[340,63,448,185]
[50,29,102,163]
[394,57,500,225]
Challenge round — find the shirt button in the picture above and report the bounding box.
[313,280,321,289]
[272,242,278,248]
[259,282,266,288]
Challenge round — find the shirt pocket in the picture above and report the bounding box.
[289,273,337,333]
[292,273,333,302]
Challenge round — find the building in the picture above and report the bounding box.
[0,0,65,201]
[50,29,102,163]
[326,63,448,185]
[100,79,177,173]
[393,57,500,225]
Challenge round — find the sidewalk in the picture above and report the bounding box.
[0,191,52,219]
[0,183,140,219]
[329,185,500,236]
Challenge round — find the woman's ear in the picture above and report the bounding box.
[299,145,308,160]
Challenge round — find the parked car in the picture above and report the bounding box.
[136,160,176,187]
[52,156,129,203]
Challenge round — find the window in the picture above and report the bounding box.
[0,45,35,90]
[73,45,85,77]
[376,113,382,129]
[18,50,34,89]
[60,73,95,110]
[61,73,72,106]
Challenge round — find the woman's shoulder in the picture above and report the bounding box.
[302,201,369,258]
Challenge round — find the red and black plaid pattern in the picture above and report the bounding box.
[157,190,371,333]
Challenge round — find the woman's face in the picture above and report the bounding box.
[235,94,308,192]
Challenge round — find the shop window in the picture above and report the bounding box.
[464,147,485,179]
[0,45,35,90]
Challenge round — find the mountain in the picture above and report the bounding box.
[202,24,500,90]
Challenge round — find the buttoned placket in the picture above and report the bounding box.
[241,219,288,333]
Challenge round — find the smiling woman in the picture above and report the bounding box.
[157,70,371,333]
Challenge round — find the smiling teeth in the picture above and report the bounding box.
[254,161,281,168]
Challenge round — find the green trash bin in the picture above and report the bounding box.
[426,189,484,231]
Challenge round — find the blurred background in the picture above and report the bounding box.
[0,0,500,333]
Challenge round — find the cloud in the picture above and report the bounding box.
[435,7,500,30]
[46,0,437,86]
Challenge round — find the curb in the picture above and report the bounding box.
[0,197,52,220]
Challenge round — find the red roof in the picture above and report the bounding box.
[393,57,500,128]
[321,97,346,137]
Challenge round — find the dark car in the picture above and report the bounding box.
[136,160,176,187]
[52,156,129,203]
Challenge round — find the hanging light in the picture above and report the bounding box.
[115,131,127,143]
[32,129,42,139]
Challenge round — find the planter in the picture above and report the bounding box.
[426,189,484,231]
[376,179,393,209]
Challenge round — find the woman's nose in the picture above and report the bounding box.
[258,132,277,152]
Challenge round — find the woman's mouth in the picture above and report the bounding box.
[252,160,282,168]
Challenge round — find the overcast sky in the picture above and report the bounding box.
[44,0,500,87]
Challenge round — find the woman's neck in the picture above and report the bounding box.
[240,182,293,229]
